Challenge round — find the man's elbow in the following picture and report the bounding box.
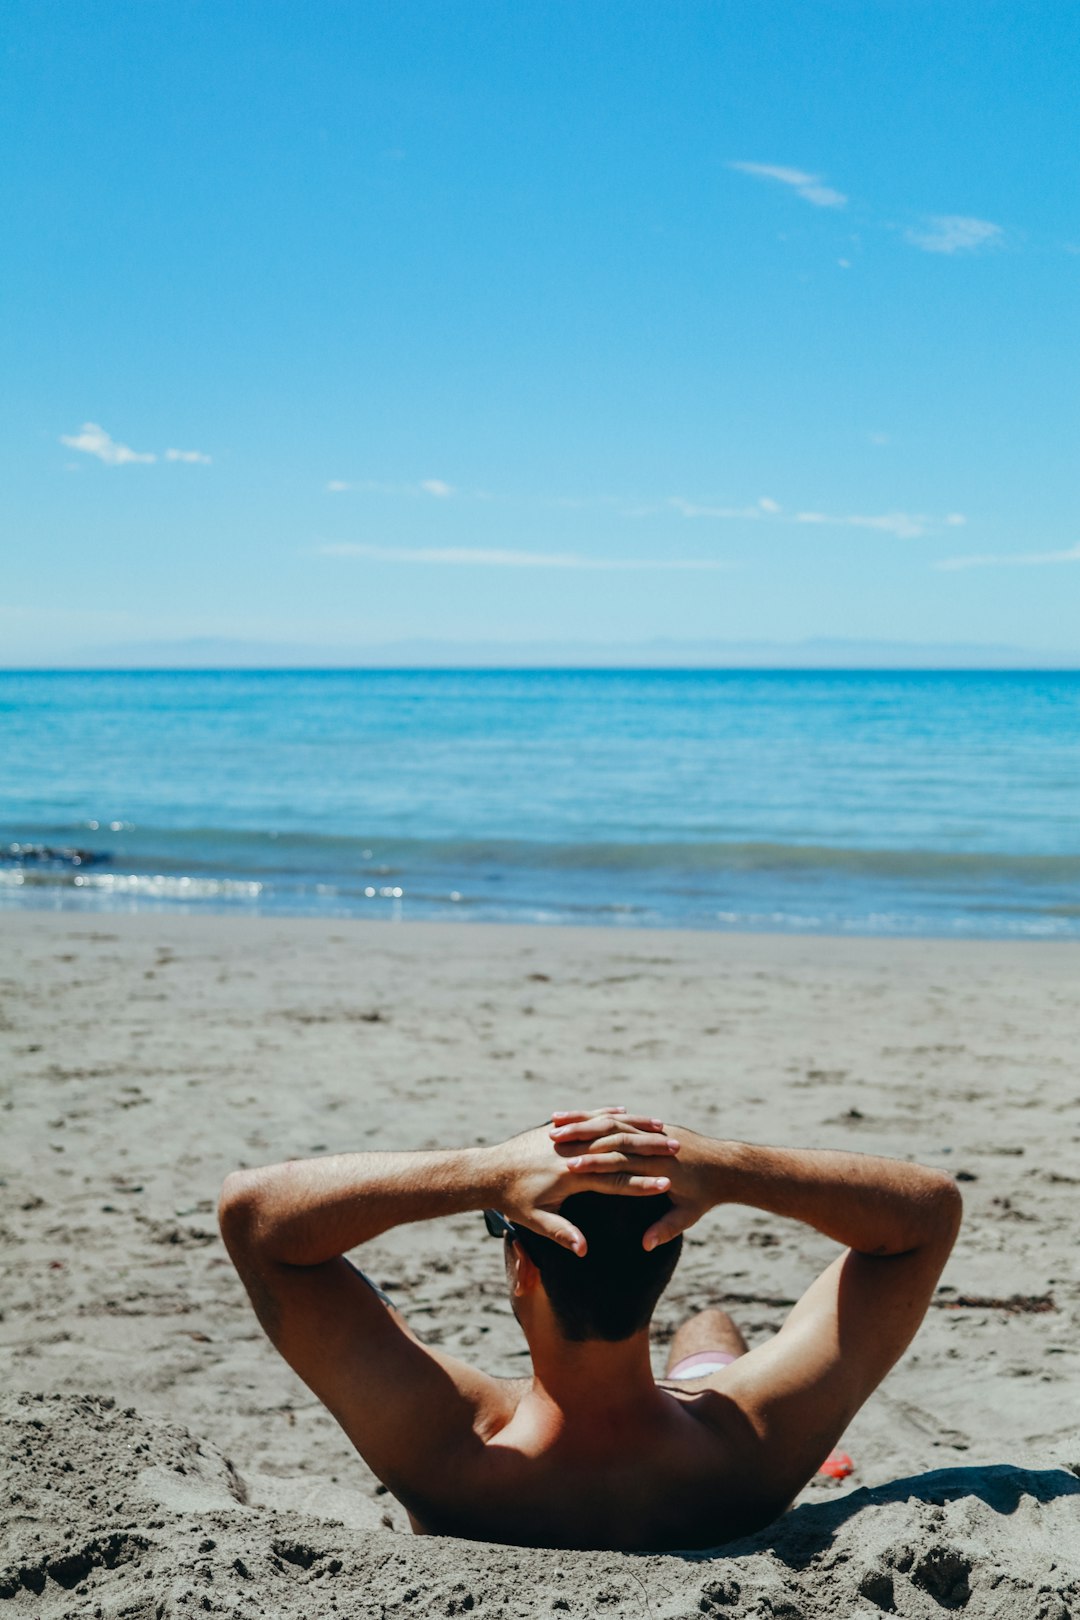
[218,1169,266,1253]
[926,1171,963,1248]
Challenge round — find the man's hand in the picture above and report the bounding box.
[219,1106,680,1271]
[549,1112,708,1250]
[553,1119,963,1256]
[491,1109,681,1255]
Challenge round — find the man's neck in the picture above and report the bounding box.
[521,1328,669,1442]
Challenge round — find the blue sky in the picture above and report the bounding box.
[3,1,1078,664]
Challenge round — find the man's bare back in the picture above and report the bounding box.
[219,1107,961,1551]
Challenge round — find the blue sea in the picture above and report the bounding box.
[2,669,1078,937]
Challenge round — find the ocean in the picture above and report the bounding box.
[2,669,1078,937]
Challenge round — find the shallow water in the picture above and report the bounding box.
[3,668,1078,936]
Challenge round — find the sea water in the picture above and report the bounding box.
[2,669,1078,937]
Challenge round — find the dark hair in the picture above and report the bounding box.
[513,1193,682,1342]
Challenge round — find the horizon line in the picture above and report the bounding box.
[4,663,1080,676]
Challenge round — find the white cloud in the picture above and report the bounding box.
[729,161,848,209]
[833,512,929,539]
[731,166,1009,258]
[60,423,156,465]
[325,477,456,498]
[318,543,729,570]
[60,423,211,466]
[671,495,946,540]
[794,510,948,540]
[165,448,212,464]
[904,215,1003,255]
[937,542,1080,571]
[669,497,768,521]
[331,478,408,495]
[325,480,960,546]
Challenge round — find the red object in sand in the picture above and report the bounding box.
[818,1450,854,1479]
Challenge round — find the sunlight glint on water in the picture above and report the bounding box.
[2,669,1078,937]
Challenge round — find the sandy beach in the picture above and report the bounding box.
[3,910,1079,1616]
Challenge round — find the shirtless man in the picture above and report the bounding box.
[218,1106,961,1551]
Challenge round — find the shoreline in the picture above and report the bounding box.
[7,902,1080,939]
[5,895,1080,944]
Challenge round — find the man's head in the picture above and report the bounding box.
[507,1193,682,1342]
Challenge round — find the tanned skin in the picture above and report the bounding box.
[219,1107,961,1551]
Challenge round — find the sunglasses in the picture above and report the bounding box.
[483,1208,519,1241]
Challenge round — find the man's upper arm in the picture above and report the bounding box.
[226,1240,508,1506]
[715,1211,959,1509]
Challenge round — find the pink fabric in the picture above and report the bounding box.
[667,1349,738,1379]
[666,1351,856,1477]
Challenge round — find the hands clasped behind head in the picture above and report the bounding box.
[490,1105,684,1256]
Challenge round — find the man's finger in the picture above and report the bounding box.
[556,1114,667,1136]
[642,1207,693,1250]
[551,1110,663,1130]
[549,1114,626,1143]
[550,1114,666,1142]
[565,1134,679,1159]
[551,1106,627,1123]
[581,1173,672,1196]
[565,1144,679,1172]
[525,1212,588,1255]
[549,1110,627,1133]
[565,1151,625,1171]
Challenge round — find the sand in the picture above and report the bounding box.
[2,910,1079,1617]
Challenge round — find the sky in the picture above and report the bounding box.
[2,0,1078,666]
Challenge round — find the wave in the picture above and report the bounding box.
[387,839,1080,882]
[0,869,263,900]
[4,856,1078,937]
[7,830,1080,885]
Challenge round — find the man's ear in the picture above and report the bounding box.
[508,1240,541,1298]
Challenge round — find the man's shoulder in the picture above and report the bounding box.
[406,1388,765,1550]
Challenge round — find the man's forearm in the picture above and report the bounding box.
[689,1132,960,1256]
[219,1147,497,1267]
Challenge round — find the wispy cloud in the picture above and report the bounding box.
[317,543,730,571]
[60,423,211,466]
[937,542,1080,571]
[810,511,927,540]
[165,447,212,465]
[729,161,847,209]
[669,496,777,521]
[670,496,963,541]
[325,477,455,498]
[791,510,934,537]
[60,423,156,466]
[730,166,1011,260]
[324,479,966,544]
[904,215,1003,255]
